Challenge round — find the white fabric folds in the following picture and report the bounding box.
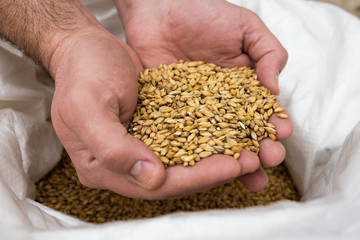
[1,0,360,239]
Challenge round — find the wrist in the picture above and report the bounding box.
[45,1,104,75]
[48,25,106,78]
[49,27,142,84]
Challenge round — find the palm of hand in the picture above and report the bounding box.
[122,0,287,94]
[119,0,291,193]
[124,1,248,66]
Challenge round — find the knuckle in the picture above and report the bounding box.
[100,146,120,163]
[70,154,103,189]
[98,145,132,171]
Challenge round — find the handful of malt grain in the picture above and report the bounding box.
[129,60,287,167]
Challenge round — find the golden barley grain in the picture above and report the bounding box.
[129,60,288,167]
[276,113,289,119]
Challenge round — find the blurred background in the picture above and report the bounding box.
[318,0,360,17]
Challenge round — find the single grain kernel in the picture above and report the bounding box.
[276,113,289,119]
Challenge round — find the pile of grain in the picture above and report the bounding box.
[130,61,287,167]
[35,151,300,223]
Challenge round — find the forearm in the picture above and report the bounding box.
[0,0,100,72]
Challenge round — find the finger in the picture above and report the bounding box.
[268,101,293,140]
[254,50,288,95]
[243,11,288,94]
[258,100,292,167]
[237,167,269,192]
[152,155,242,199]
[258,138,285,168]
[237,149,260,175]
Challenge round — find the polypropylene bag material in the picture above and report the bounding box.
[1,0,360,239]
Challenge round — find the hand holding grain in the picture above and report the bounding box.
[0,0,293,199]
[116,0,293,192]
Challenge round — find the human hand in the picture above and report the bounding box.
[49,28,166,198]
[0,0,271,199]
[49,27,255,199]
[116,0,293,192]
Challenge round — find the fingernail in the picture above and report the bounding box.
[130,161,155,188]
[274,72,280,94]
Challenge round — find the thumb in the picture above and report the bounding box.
[244,11,288,95]
[254,50,288,95]
[75,108,166,190]
[98,125,166,190]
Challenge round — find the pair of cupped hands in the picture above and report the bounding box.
[48,0,292,200]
